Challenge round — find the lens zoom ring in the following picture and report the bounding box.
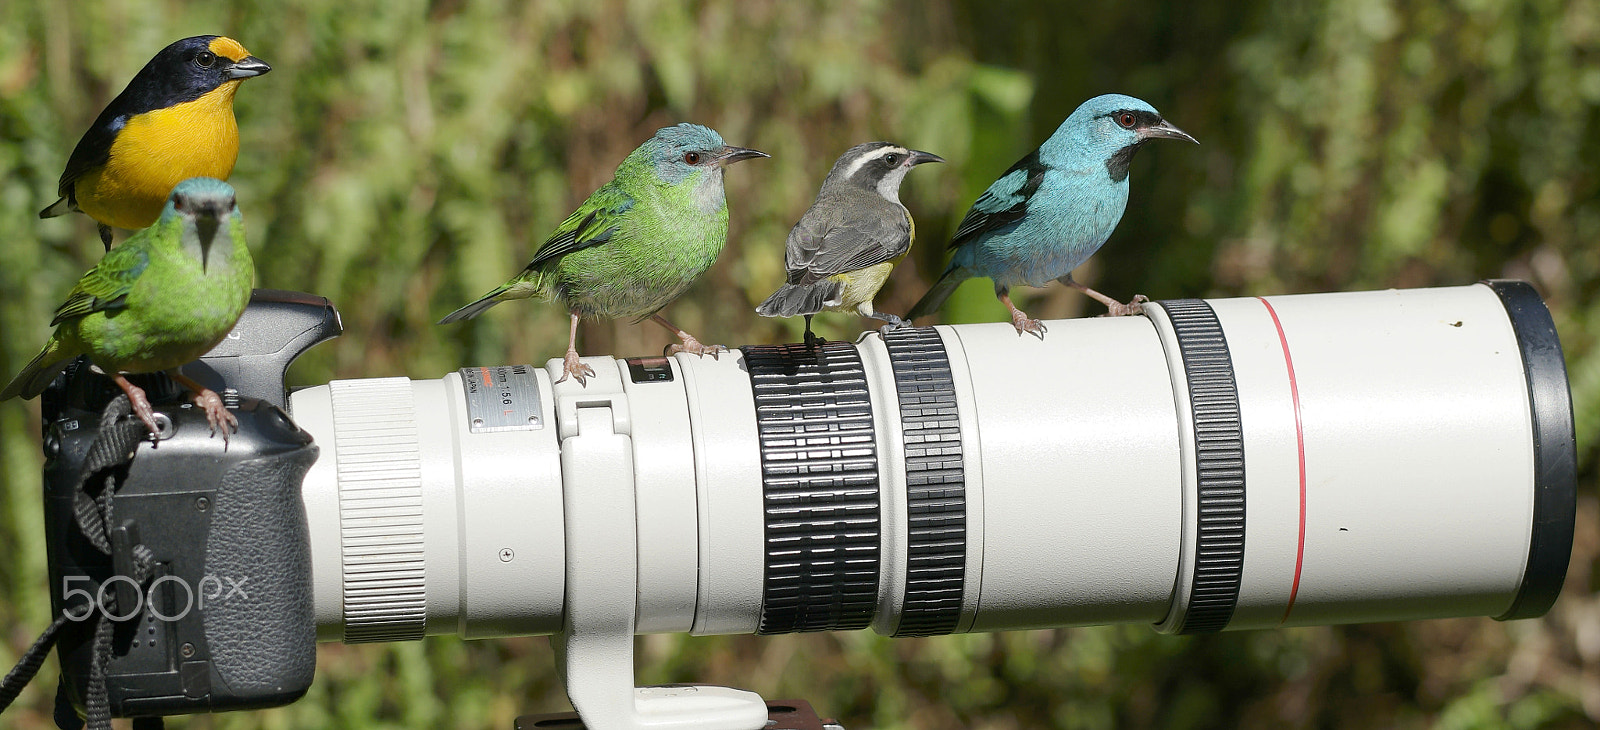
[329,377,427,643]
[743,341,881,634]
[882,327,966,637]
[1160,299,1245,634]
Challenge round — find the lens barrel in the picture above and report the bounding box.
[290,282,1574,642]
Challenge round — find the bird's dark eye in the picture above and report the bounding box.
[1116,112,1137,129]
[195,51,217,68]
[683,151,702,165]
[883,154,900,167]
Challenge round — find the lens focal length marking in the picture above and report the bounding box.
[742,342,881,635]
[460,365,543,432]
[882,327,966,638]
[1158,299,1246,634]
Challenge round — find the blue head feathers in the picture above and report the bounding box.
[638,123,769,185]
[164,176,238,218]
[1041,94,1196,180]
[647,123,726,184]
[652,123,726,156]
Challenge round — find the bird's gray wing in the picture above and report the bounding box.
[785,200,911,286]
[949,149,1046,249]
[524,183,635,269]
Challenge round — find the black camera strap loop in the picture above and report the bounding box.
[0,613,70,711]
[79,611,116,730]
[70,396,160,730]
[71,396,146,557]
[0,396,161,730]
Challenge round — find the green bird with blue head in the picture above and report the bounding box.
[440,123,768,385]
[3,177,255,441]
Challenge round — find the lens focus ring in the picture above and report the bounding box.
[882,327,965,637]
[743,342,881,634]
[1157,299,1246,634]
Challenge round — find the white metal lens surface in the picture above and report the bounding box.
[1241,288,1535,627]
[289,283,1561,641]
[947,318,1185,632]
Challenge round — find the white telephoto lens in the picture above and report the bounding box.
[290,282,1573,642]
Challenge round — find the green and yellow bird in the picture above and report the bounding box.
[440,123,768,385]
[5,178,256,441]
[39,36,270,250]
[755,142,943,344]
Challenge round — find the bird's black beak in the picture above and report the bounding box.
[907,150,945,166]
[715,145,770,165]
[1139,120,1199,145]
[196,213,220,270]
[182,198,231,270]
[228,56,271,79]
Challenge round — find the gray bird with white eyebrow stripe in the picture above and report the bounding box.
[756,141,943,345]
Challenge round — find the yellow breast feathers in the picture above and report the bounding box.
[74,82,243,230]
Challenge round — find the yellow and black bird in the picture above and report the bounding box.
[39,35,269,250]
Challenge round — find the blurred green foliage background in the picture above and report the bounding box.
[2,0,1598,727]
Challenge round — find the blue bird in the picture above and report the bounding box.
[906,94,1197,338]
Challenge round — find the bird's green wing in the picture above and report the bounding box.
[785,200,911,286]
[524,183,636,269]
[50,242,150,326]
[949,149,1046,249]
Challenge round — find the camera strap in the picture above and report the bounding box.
[0,612,69,714]
[0,395,162,730]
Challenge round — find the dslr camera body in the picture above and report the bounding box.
[40,291,338,718]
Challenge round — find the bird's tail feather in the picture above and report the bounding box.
[1,338,73,401]
[438,282,517,324]
[38,197,73,219]
[756,281,841,318]
[906,269,969,321]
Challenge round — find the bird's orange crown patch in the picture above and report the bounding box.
[208,36,251,62]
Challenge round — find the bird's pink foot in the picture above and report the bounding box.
[555,350,596,386]
[651,314,725,359]
[170,372,237,443]
[192,388,238,442]
[667,334,727,359]
[1058,277,1145,318]
[1101,294,1149,317]
[111,374,161,442]
[1010,310,1048,340]
[128,388,161,440]
[997,290,1046,340]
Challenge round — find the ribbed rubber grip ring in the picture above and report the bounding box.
[882,327,966,637]
[1158,299,1245,634]
[330,377,427,643]
[742,341,881,634]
